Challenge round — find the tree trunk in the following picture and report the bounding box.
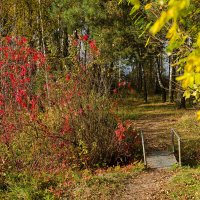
[176,90,186,109]
[169,56,176,102]
[176,68,186,109]
[63,27,68,57]
[142,65,148,103]
[38,0,50,104]
[137,63,143,93]
[156,57,167,102]
[154,76,160,94]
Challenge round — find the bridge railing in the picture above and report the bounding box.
[140,130,147,167]
[139,129,181,167]
[171,128,182,166]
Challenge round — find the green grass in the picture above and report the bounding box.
[175,113,200,139]
[117,97,180,120]
[164,167,200,200]
[0,172,55,200]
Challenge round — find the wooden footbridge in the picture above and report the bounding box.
[140,129,181,169]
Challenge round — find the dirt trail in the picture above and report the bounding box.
[134,108,180,151]
[120,169,173,200]
[119,103,180,200]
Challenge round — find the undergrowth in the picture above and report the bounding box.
[0,162,144,200]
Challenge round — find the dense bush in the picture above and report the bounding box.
[0,36,140,198]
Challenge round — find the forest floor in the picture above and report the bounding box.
[120,169,174,200]
[117,97,200,200]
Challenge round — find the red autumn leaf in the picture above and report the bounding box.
[88,40,98,51]
[113,89,117,94]
[78,108,84,114]
[0,61,4,68]
[72,40,78,46]
[33,53,39,62]
[20,66,27,76]
[65,74,71,82]
[0,100,4,106]
[82,34,89,41]
[5,36,12,43]
[20,37,27,45]
[0,109,5,116]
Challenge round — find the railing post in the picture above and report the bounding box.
[141,131,147,167]
[171,129,182,166]
[171,129,175,153]
[178,138,182,166]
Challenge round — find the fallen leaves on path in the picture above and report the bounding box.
[119,169,174,200]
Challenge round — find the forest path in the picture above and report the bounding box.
[119,101,182,200]
[133,103,180,151]
[120,169,173,200]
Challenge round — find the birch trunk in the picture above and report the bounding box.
[38,0,50,104]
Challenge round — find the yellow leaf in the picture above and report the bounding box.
[197,33,200,48]
[128,0,141,13]
[185,64,193,73]
[166,22,177,39]
[194,73,200,85]
[145,37,150,47]
[197,111,200,120]
[129,0,140,6]
[145,3,152,10]
[179,0,190,10]
[183,90,190,99]
[176,75,186,81]
[150,11,168,35]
